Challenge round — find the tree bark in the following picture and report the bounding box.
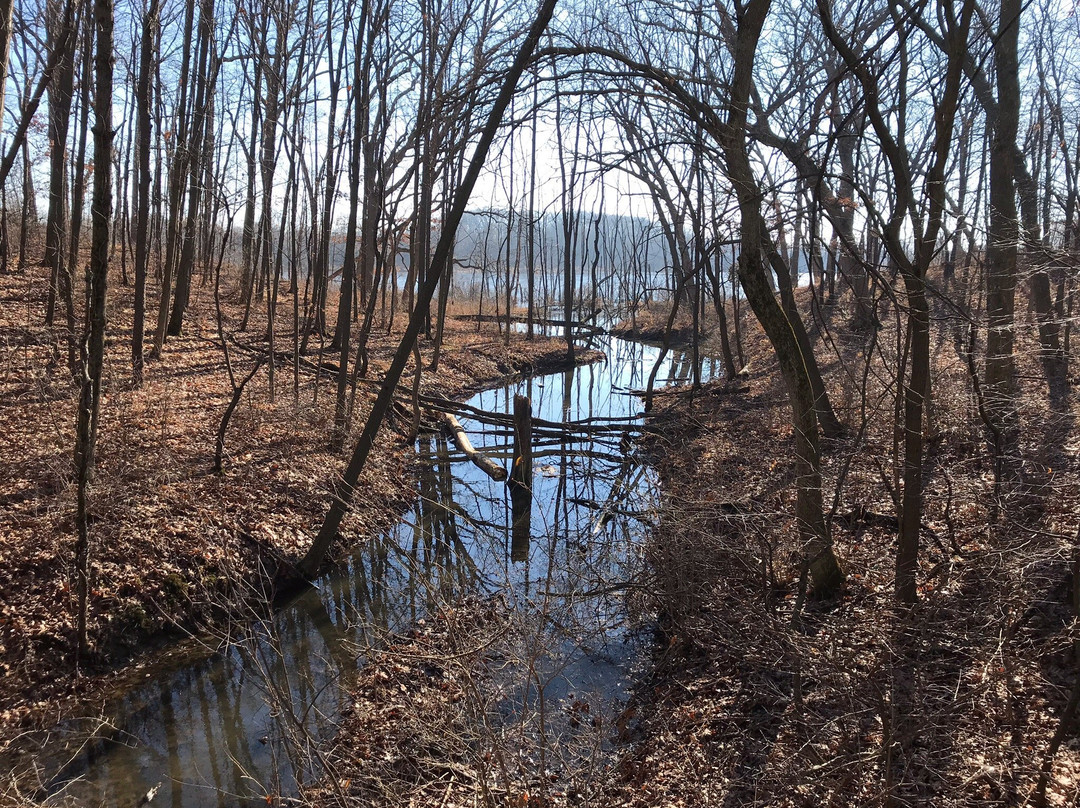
[985,0,1022,474]
[74,0,112,660]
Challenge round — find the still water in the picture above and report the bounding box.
[34,334,719,807]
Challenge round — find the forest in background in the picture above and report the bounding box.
[3,0,1080,802]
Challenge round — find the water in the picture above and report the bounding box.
[28,334,719,807]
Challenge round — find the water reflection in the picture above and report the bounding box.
[31,334,718,807]
[510,485,532,564]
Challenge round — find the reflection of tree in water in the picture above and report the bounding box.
[329,432,495,636]
[511,484,531,563]
[466,359,660,775]
[369,355,654,658]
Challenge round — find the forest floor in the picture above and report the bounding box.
[0,259,596,783]
[600,292,1080,806]
[313,287,1080,807]
[5,256,1079,807]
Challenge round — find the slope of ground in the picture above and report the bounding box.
[303,285,1080,808]
[0,260,593,770]
[601,292,1080,806]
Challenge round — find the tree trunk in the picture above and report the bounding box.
[132,0,157,384]
[74,0,112,660]
[152,0,195,354]
[43,0,76,331]
[0,0,14,144]
[721,0,843,596]
[167,0,214,337]
[64,12,92,379]
[331,13,367,451]
[984,0,1021,474]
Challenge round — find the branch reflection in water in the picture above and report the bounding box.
[35,334,718,806]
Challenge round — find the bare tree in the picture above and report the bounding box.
[74,0,113,659]
[43,0,76,351]
[0,0,14,143]
[131,0,158,384]
[815,0,971,602]
[984,0,1022,472]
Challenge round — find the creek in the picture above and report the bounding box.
[38,333,721,807]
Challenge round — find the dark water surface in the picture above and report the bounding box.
[33,334,718,807]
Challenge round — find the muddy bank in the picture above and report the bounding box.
[608,302,717,349]
[606,323,700,347]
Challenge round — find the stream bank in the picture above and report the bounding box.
[593,325,1080,806]
[11,331,717,807]
[0,263,604,803]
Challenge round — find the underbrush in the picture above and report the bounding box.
[607,295,1080,806]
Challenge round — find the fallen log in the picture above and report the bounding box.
[437,411,507,481]
[419,392,635,434]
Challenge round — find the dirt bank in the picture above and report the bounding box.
[0,263,597,761]
[599,317,1080,806]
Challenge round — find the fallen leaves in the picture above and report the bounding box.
[0,262,585,785]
